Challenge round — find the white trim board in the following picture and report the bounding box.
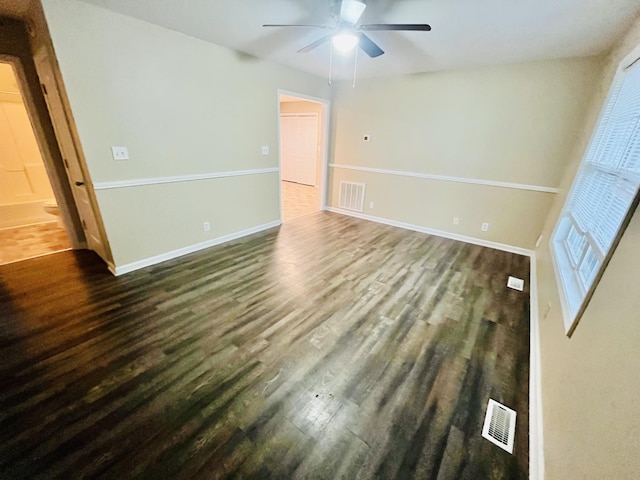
[94,168,279,190]
[325,206,543,478]
[110,220,281,276]
[277,89,326,105]
[277,89,331,218]
[529,252,545,480]
[330,163,559,194]
[326,207,534,257]
[548,235,575,334]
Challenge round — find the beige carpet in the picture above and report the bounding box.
[281,181,319,222]
[0,221,72,265]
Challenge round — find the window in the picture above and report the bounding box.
[551,55,640,335]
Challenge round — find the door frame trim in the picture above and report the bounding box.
[0,53,85,249]
[277,89,331,220]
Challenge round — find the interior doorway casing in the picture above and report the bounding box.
[0,14,113,268]
[277,89,330,222]
[0,24,84,250]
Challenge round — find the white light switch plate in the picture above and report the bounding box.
[112,146,129,160]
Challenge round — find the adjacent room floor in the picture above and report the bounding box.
[281,180,319,222]
[0,221,72,265]
[0,212,530,479]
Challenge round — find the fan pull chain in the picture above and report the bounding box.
[353,46,358,88]
[328,42,334,86]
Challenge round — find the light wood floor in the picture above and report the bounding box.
[0,212,530,479]
[0,221,72,266]
[281,181,319,222]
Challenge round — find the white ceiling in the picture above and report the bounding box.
[74,0,640,79]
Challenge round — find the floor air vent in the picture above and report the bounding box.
[339,181,365,212]
[482,399,516,454]
[507,276,524,291]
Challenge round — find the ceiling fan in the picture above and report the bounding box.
[263,0,431,59]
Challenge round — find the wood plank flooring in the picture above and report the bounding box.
[281,181,319,222]
[0,212,530,479]
[0,221,71,265]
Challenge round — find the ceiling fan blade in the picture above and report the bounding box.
[358,33,384,58]
[340,0,366,25]
[263,24,333,29]
[360,24,432,31]
[297,34,332,53]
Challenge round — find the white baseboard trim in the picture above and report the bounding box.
[529,253,545,480]
[112,220,281,276]
[106,261,117,276]
[326,207,534,257]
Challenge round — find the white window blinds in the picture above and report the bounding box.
[552,57,640,332]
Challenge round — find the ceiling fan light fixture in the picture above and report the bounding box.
[332,32,359,53]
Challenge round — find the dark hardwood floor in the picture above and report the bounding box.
[0,212,530,479]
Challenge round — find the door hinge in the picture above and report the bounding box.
[40,83,48,96]
[81,219,87,230]
[63,158,69,168]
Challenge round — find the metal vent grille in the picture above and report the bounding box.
[338,181,366,212]
[507,276,524,291]
[482,399,516,454]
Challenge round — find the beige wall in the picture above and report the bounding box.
[535,14,640,480]
[328,58,603,249]
[329,167,555,248]
[96,173,279,265]
[41,0,329,267]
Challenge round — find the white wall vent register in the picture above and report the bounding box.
[507,276,524,291]
[482,399,517,454]
[339,181,366,212]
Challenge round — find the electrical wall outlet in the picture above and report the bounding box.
[111,146,129,160]
[369,201,374,209]
[453,217,459,225]
[261,145,269,155]
[481,222,490,232]
[203,221,210,232]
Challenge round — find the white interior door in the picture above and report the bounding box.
[280,114,318,186]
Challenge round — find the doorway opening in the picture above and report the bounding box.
[278,91,329,223]
[0,61,71,265]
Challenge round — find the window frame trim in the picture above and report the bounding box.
[550,44,640,337]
